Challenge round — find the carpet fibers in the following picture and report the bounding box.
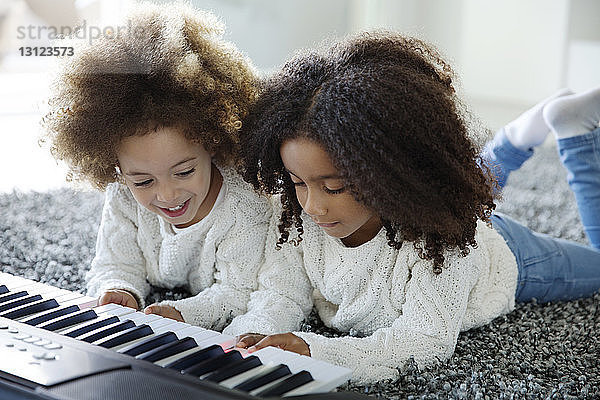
[1,140,599,399]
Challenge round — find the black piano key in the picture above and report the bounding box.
[164,344,224,370]
[119,332,178,357]
[38,309,98,332]
[0,285,8,294]
[96,324,154,349]
[233,364,292,392]
[0,298,59,320]
[22,304,81,326]
[0,294,42,313]
[254,370,314,397]
[203,355,262,383]
[79,320,136,343]
[136,336,197,362]
[0,290,28,304]
[62,315,119,338]
[181,351,243,378]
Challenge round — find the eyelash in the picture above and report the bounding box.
[133,168,195,187]
[324,186,345,195]
[176,168,195,177]
[292,182,345,195]
[134,179,153,188]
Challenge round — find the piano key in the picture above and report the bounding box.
[0,285,8,294]
[94,324,154,349]
[136,336,197,362]
[0,290,29,304]
[219,364,274,389]
[254,370,314,397]
[0,298,59,320]
[78,320,137,343]
[37,309,98,332]
[278,358,352,396]
[162,344,224,370]
[60,315,120,338]
[85,314,187,353]
[150,332,235,369]
[124,312,162,325]
[237,347,348,395]
[181,350,243,377]
[0,272,354,396]
[20,305,81,326]
[196,333,236,351]
[93,303,138,318]
[233,364,292,392]
[203,355,262,383]
[0,294,43,312]
[171,325,215,340]
[118,331,178,356]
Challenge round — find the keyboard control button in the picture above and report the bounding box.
[0,323,8,329]
[17,346,27,351]
[13,333,30,340]
[5,343,14,348]
[8,328,18,334]
[43,353,57,361]
[33,339,52,346]
[23,336,41,343]
[43,343,62,350]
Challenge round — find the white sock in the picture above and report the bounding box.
[504,88,572,150]
[543,86,600,139]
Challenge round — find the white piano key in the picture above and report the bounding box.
[123,312,162,325]
[153,345,203,367]
[248,371,294,397]
[152,331,228,367]
[219,363,276,389]
[94,304,137,318]
[56,314,118,335]
[195,333,236,350]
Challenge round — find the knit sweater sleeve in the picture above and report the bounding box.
[223,206,314,336]
[86,183,150,307]
[161,174,273,331]
[294,253,480,384]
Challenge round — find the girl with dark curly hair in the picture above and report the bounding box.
[42,3,271,330]
[222,32,600,383]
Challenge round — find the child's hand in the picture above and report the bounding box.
[144,303,184,322]
[235,332,310,356]
[98,289,139,309]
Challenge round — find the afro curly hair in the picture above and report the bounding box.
[42,1,258,190]
[241,31,496,273]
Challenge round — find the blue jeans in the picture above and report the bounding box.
[482,128,600,302]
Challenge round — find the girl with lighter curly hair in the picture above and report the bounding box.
[43,2,271,330]
[224,32,600,383]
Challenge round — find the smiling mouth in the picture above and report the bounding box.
[158,199,190,218]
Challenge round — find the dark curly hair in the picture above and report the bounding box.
[42,2,258,189]
[241,32,496,273]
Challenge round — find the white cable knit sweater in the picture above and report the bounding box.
[86,167,271,331]
[224,208,518,384]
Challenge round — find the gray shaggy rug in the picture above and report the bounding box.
[1,139,599,399]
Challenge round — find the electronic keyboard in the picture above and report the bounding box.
[0,272,363,400]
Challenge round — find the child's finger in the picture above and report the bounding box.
[235,333,264,348]
[248,334,283,352]
[144,304,184,321]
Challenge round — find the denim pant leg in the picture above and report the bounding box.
[492,212,600,303]
[557,127,600,249]
[481,128,533,190]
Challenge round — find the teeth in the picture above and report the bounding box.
[167,203,185,211]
